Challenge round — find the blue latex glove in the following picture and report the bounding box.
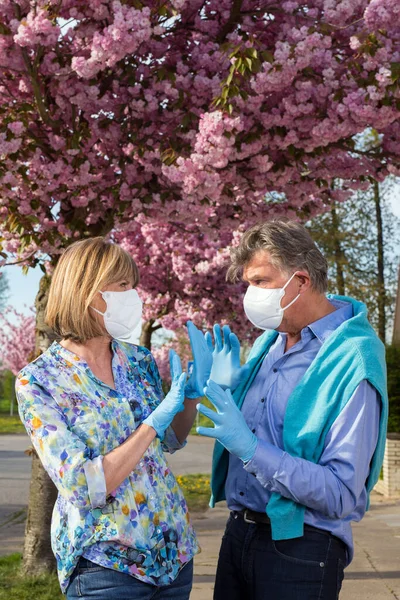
[184,321,213,399]
[143,350,186,439]
[205,324,250,391]
[196,380,258,463]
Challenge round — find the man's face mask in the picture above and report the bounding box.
[243,272,300,330]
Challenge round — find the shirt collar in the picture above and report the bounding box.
[308,299,353,344]
[49,340,121,390]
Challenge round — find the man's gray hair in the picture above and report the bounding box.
[227,219,328,293]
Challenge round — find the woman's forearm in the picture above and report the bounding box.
[103,423,156,494]
[170,398,199,444]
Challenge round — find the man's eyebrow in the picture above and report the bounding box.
[244,274,271,282]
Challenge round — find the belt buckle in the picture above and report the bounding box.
[243,509,255,524]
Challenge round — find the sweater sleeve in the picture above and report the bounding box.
[244,380,381,518]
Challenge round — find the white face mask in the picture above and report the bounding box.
[91,288,143,343]
[243,272,300,330]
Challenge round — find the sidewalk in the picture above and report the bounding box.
[191,492,400,600]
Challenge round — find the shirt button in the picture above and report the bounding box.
[252,428,256,433]
[273,368,278,373]
[239,491,244,496]
[261,398,265,403]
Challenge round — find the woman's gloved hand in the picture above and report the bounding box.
[205,324,250,391]
[143,350,186,440]
[196,380,258,463]
[184,321,213,399]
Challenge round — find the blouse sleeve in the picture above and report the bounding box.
[16,371,107,511]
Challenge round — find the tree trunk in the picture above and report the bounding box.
[374,180,386,343]
[22,274,58,575]
[139,319,156,350]
[330,203,346,296]
[21,450,58,575]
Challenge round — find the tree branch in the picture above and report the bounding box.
[216,0,243,43]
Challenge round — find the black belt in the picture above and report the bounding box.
[234,509,271,525]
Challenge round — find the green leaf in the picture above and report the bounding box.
[226,68,235,86]
[261,50,274,64]
[245,57,253,70]
[390,62,400,82]
[0,23,11,35]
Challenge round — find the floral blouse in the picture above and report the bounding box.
[16,340,199,593]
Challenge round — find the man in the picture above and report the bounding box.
[194,219,388,600]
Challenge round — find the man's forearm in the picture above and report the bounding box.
[170,398,199,444]
[244,381,381,518]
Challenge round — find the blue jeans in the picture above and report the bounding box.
[66,557,193,600]
[214,512,347,600]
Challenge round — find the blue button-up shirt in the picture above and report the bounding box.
[225,299,380,564]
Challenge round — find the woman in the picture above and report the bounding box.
[16,237,210,600]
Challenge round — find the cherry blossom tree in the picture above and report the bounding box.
[0,308,35,374]
[116,218,251,349]
[0,0,399,270]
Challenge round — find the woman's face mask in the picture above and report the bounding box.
[91,288,143,343]
[243,272,300,330]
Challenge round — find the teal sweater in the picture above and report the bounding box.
[210,295,388,540]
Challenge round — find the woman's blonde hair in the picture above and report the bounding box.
[46,237,140,342]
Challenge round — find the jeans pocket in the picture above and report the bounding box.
[223,514,236,538]
[272,536,330,568]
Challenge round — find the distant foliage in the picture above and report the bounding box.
[387,345,400,434]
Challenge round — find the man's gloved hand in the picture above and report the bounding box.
[184,321,213,399]
[205,324,249,391]
[196,380,258,463]
[143,350,186,439]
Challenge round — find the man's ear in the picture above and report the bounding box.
[294,271,311,292]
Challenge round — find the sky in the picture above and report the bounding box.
[3,195,400,319]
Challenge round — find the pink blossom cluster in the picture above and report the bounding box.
[71,2,152,78]
[13,9,61,48]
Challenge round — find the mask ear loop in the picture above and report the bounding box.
[90,290,106,316]
[281,272,301,312]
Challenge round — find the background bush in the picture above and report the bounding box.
[387,345,400,434]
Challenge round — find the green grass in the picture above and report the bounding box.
[0,415,25,434]
[176,473,211,513]
[0,394,24,433]
[0,554,63,600]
